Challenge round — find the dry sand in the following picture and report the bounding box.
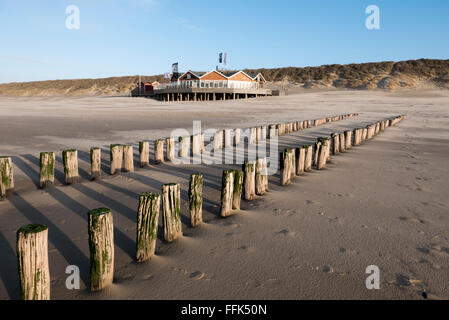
[0,89,448,300]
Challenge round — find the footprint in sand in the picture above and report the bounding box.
[399,216,425,224]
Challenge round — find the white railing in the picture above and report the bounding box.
[162,80,264,90]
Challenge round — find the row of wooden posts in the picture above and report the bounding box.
[0,113,359,200]
[279,115,405,185]
[11,112,370,299]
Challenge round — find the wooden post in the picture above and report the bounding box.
[189,174,203,227]
[123,145,134,172]
[178,136,190,159]
[214,131,222,150]
[262,157,269,191]
[110,144,123,175]
[161,183,182,242]
[88,208,114,291]
[304,145,313,171]
[367,125,374,140]
[62,149,79,184]
[166,138,175,161]
[313,141,321,168]
[280,151,291,186]
[139,141,150,167]
[234,128,241,146]
[250,127,257,144]
[232,170,244,210]
[16,224,50,300]
[345,130,352,149]
[255,158,266,195]
[0,180,5,201]
[0,156,14,192]
[256,127,261,142]
[362,128,368,141]
[316,138,329,170]
[331,133,340,155]
[224,129,232,147]
[242,160,256,200]
[39,152,55,188]
[90,147,101,180]
[220,170,234,217]
[136,193,160,262]
[154,139,164,164]
[353,129,362,146]
[192,134,202,156]
[261,126,267,140]
[268,125,276,139]
[286,148,296,178]
[295,147,305,175]
[375,122,380,135]
[339,133,346,152]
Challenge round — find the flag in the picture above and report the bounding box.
[219,53,222,63]
[164,72,170,79]
[172,62,178,74]
[223,53,227,65]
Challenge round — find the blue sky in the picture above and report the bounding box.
[0,0,448,83]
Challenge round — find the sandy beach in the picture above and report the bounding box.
[1,89,448,300]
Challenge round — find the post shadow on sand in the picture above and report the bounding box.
[22,153,67,185]
[126,170,220,220]
[8,193,91,288]
[46,187,135,259]
[0,231,20,299]
[11,155,40,188]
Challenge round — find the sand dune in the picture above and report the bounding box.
[0,89,448,299]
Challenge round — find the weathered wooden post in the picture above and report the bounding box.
[161,183,182,242]
[286,148,296,178]
[234,128,241,146]
[367,125,374,140]
[232,170,244,210]
[345,130,352,149]
[110,144,123,175]
[154,139,164,164]
[331,133,340,155]
[353,129,362,146]
[136,193,160,262]
[123,145,134,172]
[178,136,190,159]
[268,125,277,139]
[39,152,55,188]
[339,133,346,152]
[295,147,305,175]
[250,127,257,144]
[62,149,79,184]
[304,145,313,171]
[380,121,385,132]
[280,151,291,186]
[88,207,114,291]
[313,141,321,168]
[256,127,261,142]
[189,174,203,227]
[90,147,101,180]
[262,157,269,191]
[0,181,5,201]
[224,129,232,147]
[220,170,234,217]
[200,133,205,153]
[0,156,14,192]
[255,158,266,195]
[375,122,380,135]
[316,138,329,170]
[16,224,50,300]
[362,128,368,141]
[261,126,267,140]
[139,141,150,167]
[214,131,222,150]
[243,160,256,200]
[166,137,175,161]
[192,134,202,156]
